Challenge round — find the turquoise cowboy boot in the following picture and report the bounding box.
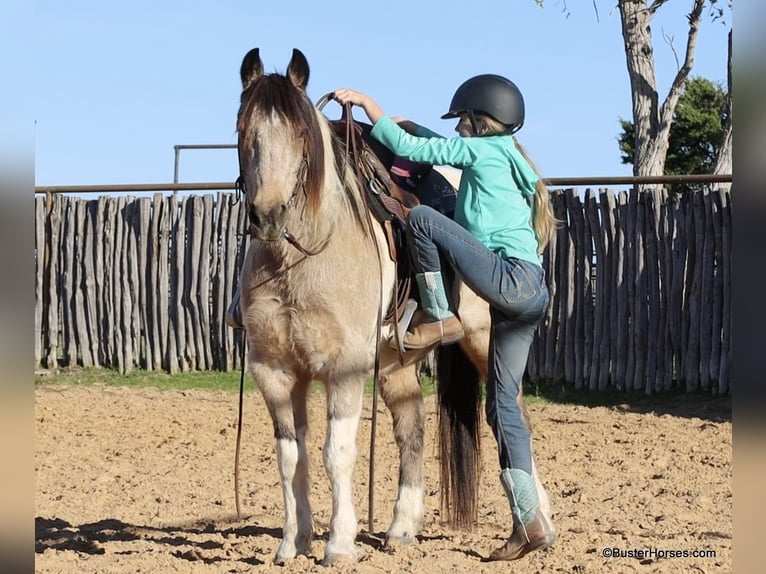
[487,468,557,561]
[403,272,464,349]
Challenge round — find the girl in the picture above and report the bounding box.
[332,74,557,561]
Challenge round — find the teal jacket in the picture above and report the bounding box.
[370,115,541,266]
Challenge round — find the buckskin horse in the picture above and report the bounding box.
[234,47,552,565]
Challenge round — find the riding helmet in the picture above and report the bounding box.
[441,74,525,133]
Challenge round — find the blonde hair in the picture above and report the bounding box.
[472,114,558,253]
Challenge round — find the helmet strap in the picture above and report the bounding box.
[468,110,480,135]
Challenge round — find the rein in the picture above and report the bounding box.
[316,94,386,533]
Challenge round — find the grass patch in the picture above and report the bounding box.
[35,366,246,392]
[35,368,729,420]
[35,366,440,397]
[31,367,611,405]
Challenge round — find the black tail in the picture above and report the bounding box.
[436,343,482,530]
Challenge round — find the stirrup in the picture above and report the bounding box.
[393,298,418,356]
[225,302,244,330]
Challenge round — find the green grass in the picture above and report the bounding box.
[29,366,639,408]
[34,366,440,397]
[34,367,730,419]
[35,366,246,392]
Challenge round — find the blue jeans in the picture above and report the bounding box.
[405,205,549,474]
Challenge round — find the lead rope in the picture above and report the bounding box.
[231,194,247,520]
[234,334,246,519]
[335,99,384,533]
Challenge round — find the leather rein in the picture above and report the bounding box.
[316,94,386,532]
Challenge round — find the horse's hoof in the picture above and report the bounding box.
[322,550,358,567]
[384,532,416,547]
[274,540,311,565]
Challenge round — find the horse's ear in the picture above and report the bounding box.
[286,49,309,90]
[240,48,264,90]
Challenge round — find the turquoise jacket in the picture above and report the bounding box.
[370,115,541,266]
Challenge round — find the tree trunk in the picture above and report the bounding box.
[713,29,732,190]
[618,0,706,180]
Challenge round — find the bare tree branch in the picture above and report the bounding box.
[658,0,705,145]
[662,28,681,70]
[648,0,672,15]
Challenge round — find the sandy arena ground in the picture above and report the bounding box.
[35,384,731,573]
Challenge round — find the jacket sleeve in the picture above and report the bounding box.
[414,124,445,139]
[371,115,476,168]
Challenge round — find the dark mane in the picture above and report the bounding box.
[237,74,325,214]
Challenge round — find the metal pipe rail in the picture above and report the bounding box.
[35,173,732,195]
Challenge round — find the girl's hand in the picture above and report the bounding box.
[332,88,368,107]
[331,88,384,123]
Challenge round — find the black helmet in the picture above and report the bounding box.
[441,74,525,133]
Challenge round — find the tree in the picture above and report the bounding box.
[618,76,727,189]
[537,1,732,190]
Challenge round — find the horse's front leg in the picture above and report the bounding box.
[322,378,365,566]
[379,364,425,546]
[253,364,313,564]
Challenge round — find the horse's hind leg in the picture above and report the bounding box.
[322,378,365,566]
[253,365,313,564]
[379,364,425,545]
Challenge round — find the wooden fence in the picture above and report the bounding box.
[34,187,731,395]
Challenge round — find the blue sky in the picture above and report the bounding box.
[34,0,730,187]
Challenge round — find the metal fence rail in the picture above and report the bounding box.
[34,173,732,195]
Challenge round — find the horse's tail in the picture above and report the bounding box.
[436,343,482,530]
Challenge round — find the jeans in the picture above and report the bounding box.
[405,205,549,474]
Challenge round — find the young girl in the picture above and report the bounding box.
[332,74,557,561]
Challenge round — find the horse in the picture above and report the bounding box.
[234,47,553,565]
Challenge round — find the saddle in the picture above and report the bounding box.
[329,119,417,254]
[317,95,458,354]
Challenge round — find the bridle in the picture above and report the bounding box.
[236,140,333,258]
[236,153,334,257]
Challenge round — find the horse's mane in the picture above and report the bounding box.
[237,74,325,214]
[237,74,367,230]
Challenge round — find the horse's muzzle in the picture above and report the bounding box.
[248,202,287,241]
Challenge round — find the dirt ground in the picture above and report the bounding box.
[35,384,731,573]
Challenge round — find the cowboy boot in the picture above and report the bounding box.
[225,287,244,330]
[402,272,464,349]
[486,468,557,561]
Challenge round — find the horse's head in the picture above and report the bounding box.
[236,48,325,241]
